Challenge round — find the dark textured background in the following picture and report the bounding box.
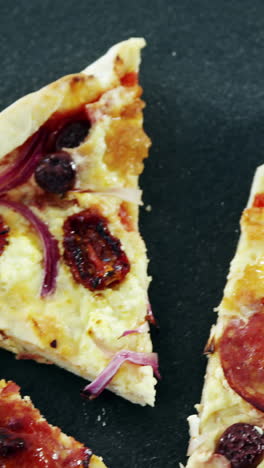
[0,1,264,466]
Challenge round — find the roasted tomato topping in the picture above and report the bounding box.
[120,72,138,87]
[118,202,134,231]
[35,151,76,194]
[253,193,264,207]
[0,429,25,457]
[63,208,130,291]
[216,423,264,468]
[55,120,90,150]
[0,216,9,255]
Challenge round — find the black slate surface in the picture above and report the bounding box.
[0,0,264,466]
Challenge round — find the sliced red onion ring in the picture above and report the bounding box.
[146,302,158,327]
[82,350,160,399]
[119,322,149,338]
[0,199,60,297]
[70,187,142,205]
[0,129,47,194]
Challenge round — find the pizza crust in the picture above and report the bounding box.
[186,164,264,466]
[0,38,145,160]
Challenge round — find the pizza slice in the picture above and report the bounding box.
[186,165,264,467]
[0,38,159,406]
[0,379,106,468]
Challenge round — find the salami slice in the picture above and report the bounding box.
[220,312,264,412]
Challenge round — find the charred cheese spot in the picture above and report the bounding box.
[204,336,216,355]
[114,55,124,78]
[59,74,102,112]
[223,263,264,312]
[104,119,150,176]
[121,98,145,118]
[29,316,78,359]
[242,207,264,241]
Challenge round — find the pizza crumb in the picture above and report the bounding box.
[145,204,152,212]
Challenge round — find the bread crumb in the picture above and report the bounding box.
[172,51,177,57]
[102,421,106,427]
[97,414,101,422]
[145,205,152,212]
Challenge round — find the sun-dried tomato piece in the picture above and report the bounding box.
[120,72,138,87]
[216,423,264,468]
[118,202,134,231]
[63,208,130,291]
[253,193,264,207]
[0,216,9,255]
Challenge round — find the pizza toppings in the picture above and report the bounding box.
[0,108,90,197]
[0,429,25,457]
[120,72,138,87]
[253,193,264,207]
[145,302,158,327]
[0,216,9,256]
[81,350,160,399]
[220,313,264,412]
[0,199,60,297]
[63,208,130,291]
[119,322,149,338]
[35,151,76,194]
[0,128,46,194]
[118,202,134,231]
[215,423,264,468]
[55,120,90,149]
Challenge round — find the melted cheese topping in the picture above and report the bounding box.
[187,164,264,466]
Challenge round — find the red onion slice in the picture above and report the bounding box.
[0,129,46,194]
[0,199,59,297]
[82,350,160,399]
[119,322,149,338]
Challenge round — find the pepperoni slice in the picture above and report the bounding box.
[220,312,264,412]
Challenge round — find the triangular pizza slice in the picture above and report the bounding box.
[0,379,106,467]
[186,165,264,467]
[0,38,159,406]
